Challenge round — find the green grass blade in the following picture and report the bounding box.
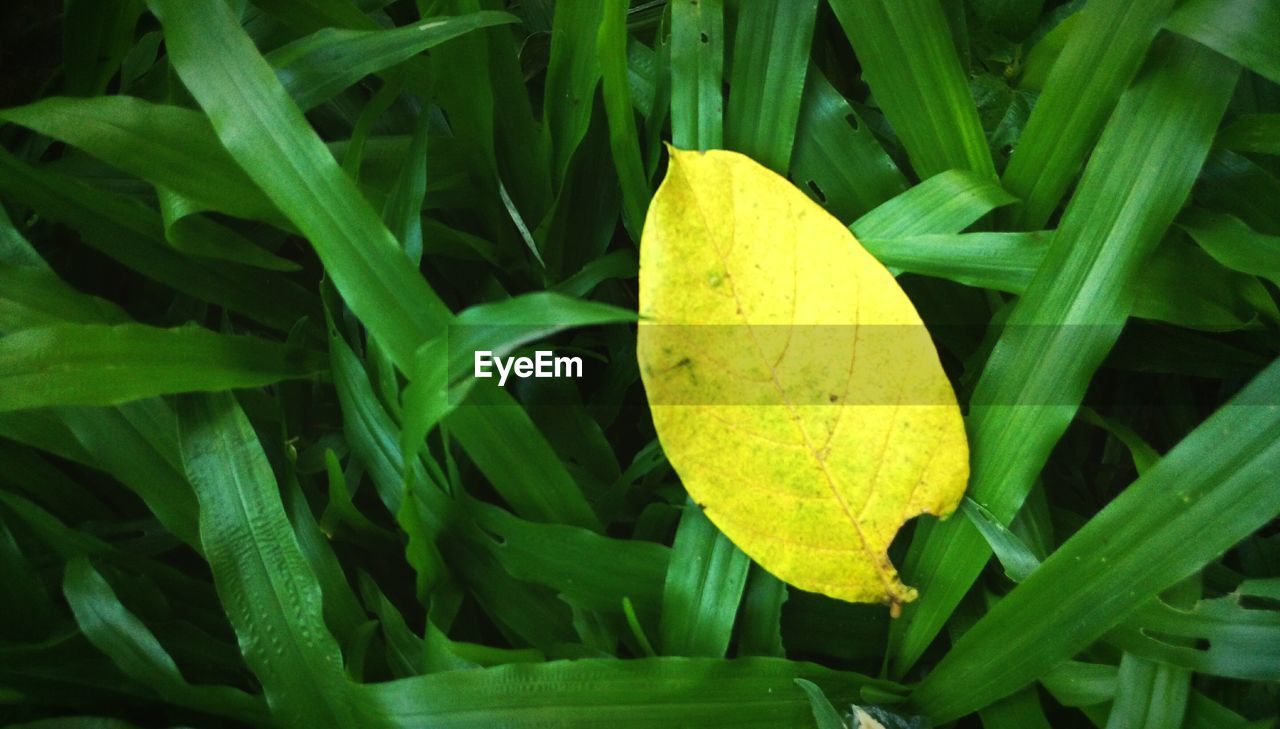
[862,231,1045,293]
[0,204,46,269]
[790,65,908,223]
[483,9,555,226]
[1107,587,1280,681]
[827,0,995,180]
[430,0,553,225]
[959,499,1040,584]
[890,35,1240,678]
[1038,661,1116,709]
[659,505,750,657]
[911,357,1280,721]
[157,191,299,271]
[327,324,578,648]
[177,392,361,728]
[1017,13,1078,92]
[356,656,891,727]
[1180,209,1280,288]
[0,148,313,331]
[1217,113,1280,156]
[443,383,603,531]
[470,499,669,629]
[149,0,446,369]
[381,111,430,263]
[53,403,200,549]
[62,558,269,725]
[0,97,282,224]
[737,566,788,657]
[1166,0,1280,85]
[669,0,724,150]
[281,472,370,656]
[1185,695,1277,729]
[597,0,651,240]
[852,170,1016,239]
[1104,653,1191,729]
[0,264,129,330]
[978,688,1053,729]
[867,229,1277,331]
[543,2,605,184]
[269,12,517,112]
[1001,0,1177,230]
[0,323,324,411]
[795,678,848,729]
[724,0,819,172]
[404,292,634,439]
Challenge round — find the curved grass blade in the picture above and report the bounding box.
[177,392,363,728]
[543,2,605,184]
[796,678,848,729]
[1166,0,1280,85]
[861,232,1045,292]
[0,97,282,225]
[1180,209,1280,287]
[1197,150,1280,235]
[852,170,1017,239]
[381,111,430,263]
[269,12,517,112]
[157,189,299,271]
[598,0,651,240]
[0,323,324,411]
[53,402,201,549]
[469,499,669,629]
[62,558,269,725]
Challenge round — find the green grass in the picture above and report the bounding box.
[1,1,1278,727]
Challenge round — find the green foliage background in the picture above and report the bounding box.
[1,0,1278,727]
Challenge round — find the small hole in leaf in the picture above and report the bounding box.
[844,113,860,131]
[806,180,827,204]
[700,32,709,43]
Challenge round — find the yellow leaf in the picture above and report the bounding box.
[637,148,969,611]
